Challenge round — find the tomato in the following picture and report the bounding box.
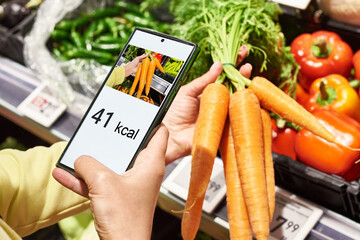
[271,118,297,160]
[295,109,360,175]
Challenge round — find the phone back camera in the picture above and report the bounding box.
[161,39,165,42]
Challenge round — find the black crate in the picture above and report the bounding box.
[279,3,360,51]
[0,12,36,65]
[273,153,360,222]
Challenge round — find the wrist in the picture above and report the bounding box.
[97,216,153,240]
[124,65,131,77]
[101,228,151,240]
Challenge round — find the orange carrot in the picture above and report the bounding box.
[249,76,335,143]
[181,83,229,240]
[260,108,275,221]
[154,57,164,73]
[181,194,206,240]
[220,119,252,240]
[129,63,142,96]
[136,57,150,98]
[145,59,156,95]
[229,88,269,240]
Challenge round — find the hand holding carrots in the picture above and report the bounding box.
[124,52,149,77]
[128,52,166,98]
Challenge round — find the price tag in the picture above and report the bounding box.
[162,156,226,214]
[17,84,67,128]
[269,188,323,240]
[271,0,311,10]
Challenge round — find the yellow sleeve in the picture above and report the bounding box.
[0,142,90,237]
[105,66,126,88]
[0,218,21,240]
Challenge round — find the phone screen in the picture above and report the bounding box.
[57,28,199,175]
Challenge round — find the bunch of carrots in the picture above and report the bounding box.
[182,74,344,240]
[178,1,352,240]
[129,54,164,98]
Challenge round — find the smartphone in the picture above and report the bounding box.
[56,27,200,176]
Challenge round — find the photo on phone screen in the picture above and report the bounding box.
[57,28,199,176]
[106,44,185,107]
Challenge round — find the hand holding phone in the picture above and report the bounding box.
[53,124,169,239]
[57,28,200,176]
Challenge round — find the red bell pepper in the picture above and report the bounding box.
[353,50,360,81]
[295,83,309,106]
[271,118,297,161]
[342,162,360,182]
[291,30,353,91]
[305,74,360,122]
[295,109,360,176]
[151,52,163,63]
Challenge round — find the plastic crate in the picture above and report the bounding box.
[278,3,360,50]
[0,13,36,65]
[273,153,360,222]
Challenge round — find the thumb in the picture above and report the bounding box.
[133,124,169,169]
[75,155,116,190]
[183,61,223,97]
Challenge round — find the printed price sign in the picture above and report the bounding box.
[269,188,323,240]
[162,156,226,214]
[17,84,67,127]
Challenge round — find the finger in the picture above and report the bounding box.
[74,155,115,188]
[141,52,150,59]
[236,45,248,67]
[239,63,252,79]
[133,124,169,168]
[52,167,89,198]
[182,61,223,97]
[136,53,149,62]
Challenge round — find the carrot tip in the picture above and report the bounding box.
[171,199,197,215]
[171,209,190,214]
[335,141,360,152]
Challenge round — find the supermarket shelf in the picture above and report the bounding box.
[2,57,360,240]
[0,56,81,143]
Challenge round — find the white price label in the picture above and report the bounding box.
[269,188,323,240]
[17,84,67,128]
[162,156,226,214]
[271,0,311,10]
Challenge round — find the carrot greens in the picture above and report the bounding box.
[142,0,299,96]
